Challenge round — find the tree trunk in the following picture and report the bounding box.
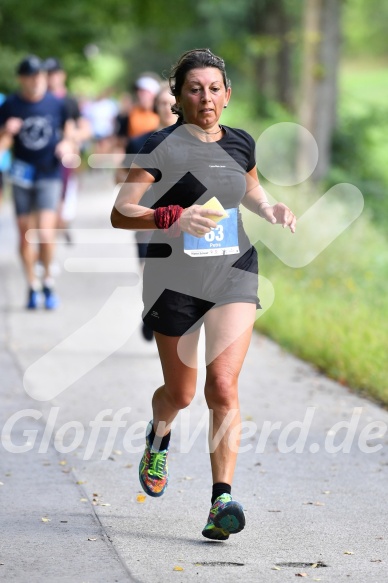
[298,0,342,182]
[276,5,294,110]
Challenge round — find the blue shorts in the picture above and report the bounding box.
[13,179,62,216]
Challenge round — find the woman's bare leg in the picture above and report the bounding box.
[152,329,200,440]
[204,303,256,485]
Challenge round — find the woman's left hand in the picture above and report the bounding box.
[260,203,296,233]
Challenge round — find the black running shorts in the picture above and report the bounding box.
[142,246,260,337]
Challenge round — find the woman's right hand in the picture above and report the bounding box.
[179,205,223,237]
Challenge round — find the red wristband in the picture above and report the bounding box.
[154,205,184,238]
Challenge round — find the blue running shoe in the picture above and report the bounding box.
[43,286,59,310]
[26,288,39,310]
[202,494,245,540]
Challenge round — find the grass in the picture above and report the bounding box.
[340,59,388,111]
[242,191,388,405]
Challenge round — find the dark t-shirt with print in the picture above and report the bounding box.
[0,91,69,179]
[133,121,256,262]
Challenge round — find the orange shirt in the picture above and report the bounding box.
[128,106,159,138]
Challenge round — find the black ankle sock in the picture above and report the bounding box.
[211,482,231,504]
[148,424,171,451]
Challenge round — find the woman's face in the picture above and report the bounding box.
[155,89,176,127]
[176,67,230,130]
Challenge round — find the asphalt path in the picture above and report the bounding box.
[0,171,387,582]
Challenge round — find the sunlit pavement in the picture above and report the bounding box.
[1,171,387,582]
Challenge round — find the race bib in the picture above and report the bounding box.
[184,208,239,257]
[9,159,35,188]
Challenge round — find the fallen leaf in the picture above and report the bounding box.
[76,480,86,485]
[370,559,382,563]
[113,450,122,455]
[344,551,354,555]
[136,494,146,503]
[58,460,67,466]
[124,464,133,469]
[80,498,88,502]
[173,566,184,571]
[87,537,97,541]
[322,490,331,495]
[295,573,308,577]
[311,563,318,568]
[99,503,111,507]
[271,566,281,570]
[41,517,51,523]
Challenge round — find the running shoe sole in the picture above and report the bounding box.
[202,501,245,540]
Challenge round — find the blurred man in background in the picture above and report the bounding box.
[0,92,12,206]
[45,57,91,241]
[0,55,73,309]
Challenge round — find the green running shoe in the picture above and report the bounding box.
[139,422,169,497]
[202,493,245,540]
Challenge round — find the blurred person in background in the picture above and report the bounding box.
[0,92,12,207]
[115,74,160,151]
[45,57,92,242]
[0,55,74,309]
[116,83,177,342]
[81,88,119,156]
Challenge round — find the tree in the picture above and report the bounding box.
[0,0,130,90]
[298,0,343,182]
[245,0,302,114]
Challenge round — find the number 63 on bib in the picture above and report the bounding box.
[183,208,239,257]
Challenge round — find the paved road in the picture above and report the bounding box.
[0,172,387,582]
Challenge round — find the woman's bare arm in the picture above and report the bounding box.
[111,166,157,230]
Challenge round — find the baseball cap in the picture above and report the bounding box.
[44,57,63,73]
[135,76,160,95]
[17,55,44,76]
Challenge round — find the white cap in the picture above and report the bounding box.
[135,76,160,95]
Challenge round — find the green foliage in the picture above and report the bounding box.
[0,0,129,84]
[344,0,388,58]
[327,108,387,224]
[329,63,388,229]
[0,45,20,93]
